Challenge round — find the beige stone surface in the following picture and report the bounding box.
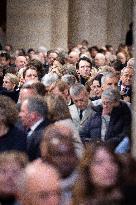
[6,0,133,50]
[7,0,68,50]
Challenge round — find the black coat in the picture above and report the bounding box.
[80,101,131,147]
[27,119,51,161]
[0,125,27,152]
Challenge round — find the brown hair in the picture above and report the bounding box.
[73,143,122,205]
[45,94,71,122]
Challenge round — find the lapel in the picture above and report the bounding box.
[80,102,94,125]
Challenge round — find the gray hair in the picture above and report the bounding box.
[101,72,118,85]
[70,83,87,96]
[61,74,76,86]
[25,96,48,118]
[121,66,134,76]
[102,88,120,102]
[42,72,59,87]
[127,58,135,68]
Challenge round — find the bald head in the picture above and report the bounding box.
[15,56,27,70]
[68,51,79,65]
[95,53,106,67]
[19,161,60,205]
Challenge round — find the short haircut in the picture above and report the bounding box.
[26,96,48,118]
[76,56,92,70]
[61,74,76,86]
[101,72,119,85]
[120,66,134,76]
[47,49,58,56]
[42,72,59,87]
[70,83,87,96]
[0,52,10,60]
[102,88,121,102]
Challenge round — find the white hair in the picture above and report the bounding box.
[42,72,59,86]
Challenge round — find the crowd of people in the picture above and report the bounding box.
[0,40,135,205]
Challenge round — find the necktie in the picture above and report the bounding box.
[26,128,31,135]
[79,110,83,120]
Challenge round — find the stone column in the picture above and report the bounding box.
[6,0,68,50]
[68,0,107,48]
[107,0,133,50]
[50,0,68,50]
[7,0,52,50]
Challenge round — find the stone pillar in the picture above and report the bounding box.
[107,0,133,50]
[68,0,107,48]
[132,0,136,158]
[107,0,123,49]
[51,0,68,50]
[6,0,68,50]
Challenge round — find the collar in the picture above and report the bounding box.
[30,118,44,133]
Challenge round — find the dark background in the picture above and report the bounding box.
[0,0,7,31]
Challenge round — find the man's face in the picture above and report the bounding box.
[102,77,118,91]
[72,90,89,110]
[48,53,58,66]
[68,51,79,65]
[117,52,126,64]
[120,68,134,86]
[19,100,32,128]
[95,55,105,67]
[24,164,60,205]
[19,88,37,104]
[79,60,91,77]
[15,56,27,70]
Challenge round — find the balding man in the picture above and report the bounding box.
[68,51,79,66]
[18,160,60,205]
[95,53,106,69]
[15,56,27,72]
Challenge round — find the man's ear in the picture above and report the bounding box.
[101,85,104,91]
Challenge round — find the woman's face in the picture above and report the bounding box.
[3,76,15,90]
[24,69,39,82]
[91,80,102,97]
[90,147,118,188]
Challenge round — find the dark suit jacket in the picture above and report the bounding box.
[80,101,131,147]
[27,119,51,161]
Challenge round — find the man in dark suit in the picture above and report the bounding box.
[19,96,50,160]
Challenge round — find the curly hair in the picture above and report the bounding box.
[0,95,18,127]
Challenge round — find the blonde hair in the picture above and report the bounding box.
[5,73,19,86]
